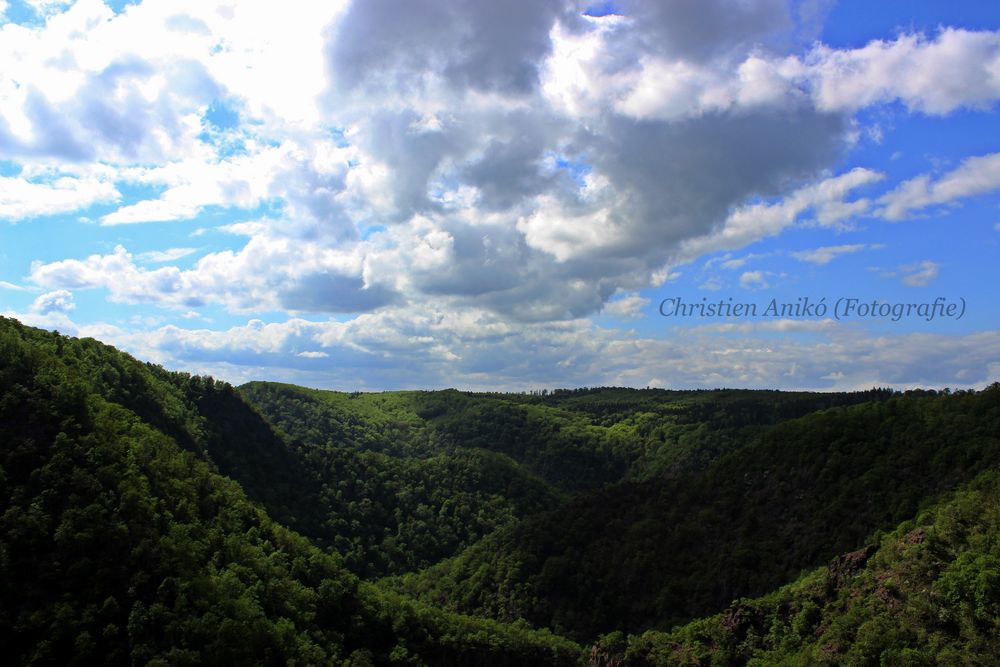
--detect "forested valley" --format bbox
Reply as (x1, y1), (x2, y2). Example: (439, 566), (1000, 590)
(2, 316), (998, 665)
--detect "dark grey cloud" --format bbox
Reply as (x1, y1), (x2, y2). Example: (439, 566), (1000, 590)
(272, 161), (357, 243)
(408, 107), (849, 321)
(357, 106), (577, 220)
(411, 220), (529, 297)
(618, 0), (792, 62)
(279, 272), (400, 313)
(329, 0), (579, 95)
(406, 217), (627, 322)
(456, 111), (574, 211)
(364, 109), (469, 219)
(587, 107), (849, 252)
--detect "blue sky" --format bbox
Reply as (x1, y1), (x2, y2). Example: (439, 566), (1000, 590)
(1, 0), (999, 391)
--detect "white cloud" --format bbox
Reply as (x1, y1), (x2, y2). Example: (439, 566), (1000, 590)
(792, 243), (881, 265)
(516, 198), (625, 262)
(673, 168), (883, 266)
(23, 0), (73, 18)
(805, 29), (1000, 115)
(878, 152), (1000, 220)
(101, 140), (348, 226)
(900, 260), (940, 287)
(739, 270), (769, 290)
(30, 289), (74, 314)
(138, 247), (198, 263)
(601, 293), (650, 319)
(564, 27), (1000, 123)
(540, 15), (632, 120)
(29, 239), (398, 314)
(721, 257), (748, 270)
(600, 28), (1000, 122)
(0, 172), (119, 220)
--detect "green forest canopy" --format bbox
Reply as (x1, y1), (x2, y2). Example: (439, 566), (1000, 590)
(2, 316), (998, 665)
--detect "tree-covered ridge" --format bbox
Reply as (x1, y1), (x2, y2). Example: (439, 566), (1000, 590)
(240, 381), (886, 578)
(410, 386), (890, 487)
(0, 317), (584, 665)
(611, 466), (1000, 665)
(393, 386), (1000, 641)
(238, 382), (562, 577)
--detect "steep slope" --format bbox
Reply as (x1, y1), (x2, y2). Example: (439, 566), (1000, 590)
(0, 317), (583, 665)
(611, 467), (1000, 665)
(239, 382), (562, 576)
(394, 386), (1000, 641)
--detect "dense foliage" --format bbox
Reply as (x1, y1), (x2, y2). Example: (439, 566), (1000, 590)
(240, 382), (883, 579)
(238, 382), (562, 577)
(611, 467), (1000, 665)
(393, 386), (1000, 640)
(3, 316), (999, 665)
(0, 318), (583, 665)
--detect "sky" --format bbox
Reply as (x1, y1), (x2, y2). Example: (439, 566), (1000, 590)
(1, 0), (999, 391)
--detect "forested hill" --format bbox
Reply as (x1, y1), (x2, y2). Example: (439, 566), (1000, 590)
(3, 316), (1000, 665)
(605, 466), (1000, 665)
(0, 317), (581, 665)
(237, 381), (887, 579)
(393, 385), (1000, 640)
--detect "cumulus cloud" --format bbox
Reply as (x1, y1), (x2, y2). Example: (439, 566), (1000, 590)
(9, 2), (1000, 325)
(0, 170), (119, 220)
(556, 24), (1000, 123)
(805, 29), (1000, 115)
(329, 0), (576, 96)
(4, 1), (1000, 391)
(29, 241), (400, 314)
(30, 289), (75, 314)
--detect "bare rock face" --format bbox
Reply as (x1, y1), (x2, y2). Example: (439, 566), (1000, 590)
(719, 601), (767, 641)
(588, 643), (626, 667)
(827, 544), (878, 589)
